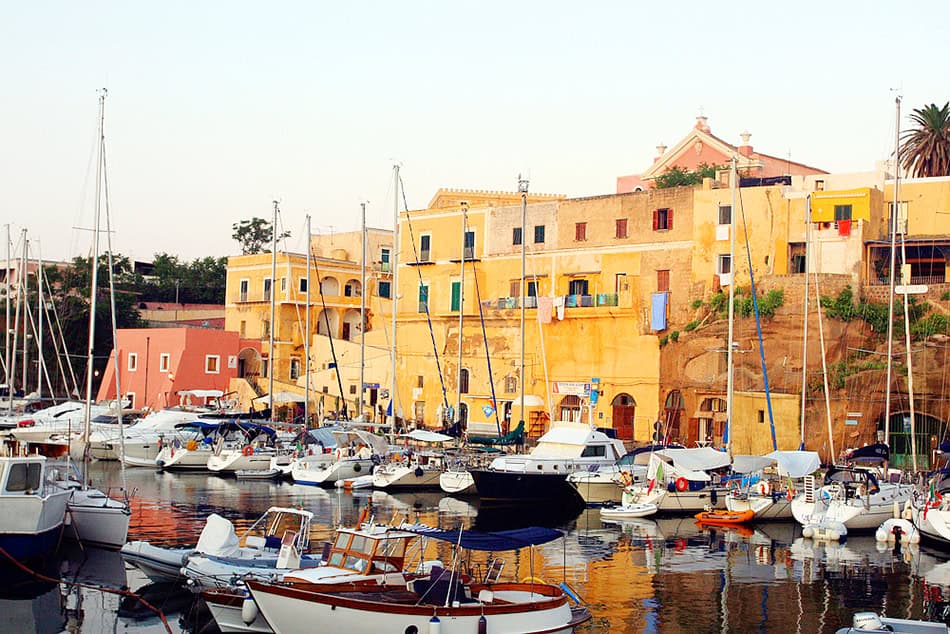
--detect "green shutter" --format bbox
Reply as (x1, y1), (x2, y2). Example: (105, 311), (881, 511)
(450, 281), (461, 311)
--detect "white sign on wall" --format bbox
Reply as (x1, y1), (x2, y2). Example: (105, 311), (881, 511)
(227, 355), (238, 369)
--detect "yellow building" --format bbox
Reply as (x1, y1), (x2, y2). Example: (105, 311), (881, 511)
(223, 229), (392, 417)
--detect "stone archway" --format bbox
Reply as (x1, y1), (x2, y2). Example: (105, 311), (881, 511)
(317, 308), (339, 338)
(342, 309), (362, 342)
(320, 276), (340, 296)
(344, 278), (362, 298)
(559, 395), (582, 423)
(611, 393), (636, 441)
(238, 347), (261, 379)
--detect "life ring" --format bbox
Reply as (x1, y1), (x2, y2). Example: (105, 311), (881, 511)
(675, 477), (689, 492)
(185, 440), (198, 451)
(242, 446), (254, 457)
(757, 481), (771, 496)
(620, 471), (633, 486)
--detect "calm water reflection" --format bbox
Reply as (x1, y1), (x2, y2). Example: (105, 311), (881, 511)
(5, 462), (950, 633)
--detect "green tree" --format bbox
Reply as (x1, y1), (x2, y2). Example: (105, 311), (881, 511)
(901, 102), (950, 178)
(232, 217), (290, 255)
(653, 163), (723, 189)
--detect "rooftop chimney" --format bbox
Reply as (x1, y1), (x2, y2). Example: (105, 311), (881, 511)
(694, 115), (710, 134)
(738, 130), (753, 157)
(654, 143), (667, 163)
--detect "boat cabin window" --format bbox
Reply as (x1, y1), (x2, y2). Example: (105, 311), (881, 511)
(328, 550), (345, 567)
(6, 462), (42, 493)
(266, 512), (304, 538)
(580, 445), (607, 458)
(349, 534), (371, 555)
(334, 533), (351, 550)
(344, 554), (369, 573)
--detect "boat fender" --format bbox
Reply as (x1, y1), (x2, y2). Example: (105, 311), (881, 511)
(710, 489), (718, 505)
(676, 477), (689, 492)
(757, 481), (771, 496)
(478, 615), (487, 634)
(875, 518), (920, 545)
(242, 446), (254, 457)
(353, 462), (362, 473)
(667, 481), (677, 493)
(241, 597), (259, 625)
(415, 466), (424, 477)
(903, 498), (914, 521)
(427, 615), (441, 634)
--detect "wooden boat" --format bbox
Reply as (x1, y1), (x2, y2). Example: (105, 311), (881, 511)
(694, 508), (754, 526)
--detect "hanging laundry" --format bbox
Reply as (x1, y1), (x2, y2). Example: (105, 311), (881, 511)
(537, 296), (554, 324)
(554, 296), (565, 321)
(651, 292), (668, 331)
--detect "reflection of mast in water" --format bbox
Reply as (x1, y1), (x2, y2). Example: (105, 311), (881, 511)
(60, 582), (82, 633)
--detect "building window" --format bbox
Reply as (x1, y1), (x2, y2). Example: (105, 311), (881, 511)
(377, 280), (391, 298)
(527, 280), (538, 297)
(815, 179), (825, 191)
(205, 355), (220, 374)
(574, 222), (587, 241)
(657, 269), (670, 293)
(380, 248), (391, 272)
(417, 375), (424, 388)
(349, 384), (357, 395)
(510, 280), (521, 298)
(459, 368), (470, 394)
(419, 234), (431, 262)
(125, 392), (136, 409)
(418, 284), (429, 313)
(159, 353), (170, 373)
(834, 205), (852, 221)
(262, 320), (270, 338)
(888, 202), (908, 234)
(299, 278), (308, 293)
(280, 277), (287, 292)
(718, 205), (732, 225)
(239, 279), (249, 302)
(127, 352), (138, 372)
(653, 208), (672, 231)
(290, 357), (301, 380)
(757, 409), (765, 424)
(263, 278), (272, 302)
(717, 254), (732, 275)
(450, 281), (461, 312)
(615, 218), (628, 239)
(239, 320), (247, 337)
(261, 355), (269, 378)
(534, 225), (545, 243)
(512, 227), (522, 246)
(504, 375), (517, 393)
(568, 279), (589, 296)
(463, 231), (475, 259)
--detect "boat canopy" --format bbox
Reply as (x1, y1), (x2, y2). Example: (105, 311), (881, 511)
(658, 447), (731, 472)
(468, 421), (525, 446)
(402, 429), (454, 443)
(618, 444), (684, 466)
(332, 428), (388, 455)
(177, 389), (224, 398)
(400, 524), (563, 551)
(766, 450), (821, 478)
(195, 513), (240, 557)
(173, 420), (277, 438)
(731, 455), (775, 474)
(844, 443), (889, 464)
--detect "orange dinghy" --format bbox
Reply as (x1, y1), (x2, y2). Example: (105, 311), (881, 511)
(695, 509), (755, 526)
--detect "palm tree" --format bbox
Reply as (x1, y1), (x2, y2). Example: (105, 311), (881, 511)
(900, 102), (950, 178)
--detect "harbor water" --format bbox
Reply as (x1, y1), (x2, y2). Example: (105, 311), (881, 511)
(6, 462), (950, 633)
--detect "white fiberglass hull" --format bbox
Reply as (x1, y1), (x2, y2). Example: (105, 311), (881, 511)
(156, 446), (213, 471)
(624, 486), (726, 514)
(206, 595), (272, 633)
(568, 474), (623, 505)
(372, 465), (442, 490)
(65, 488), (131, 549)
(207, 451), (275, 474)
(913, 506), (950, 545)
(792, 484), (913, 531)
(116, 441), (163, 467)
(725, 493), (794, 520)
(293, 458), (373, 486)
(439, 470), (475, 495)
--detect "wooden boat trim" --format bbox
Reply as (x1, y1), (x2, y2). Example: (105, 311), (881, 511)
(247, 580), (569, 617)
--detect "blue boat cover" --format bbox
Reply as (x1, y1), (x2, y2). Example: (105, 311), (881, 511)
(939, 440), (950, 455)
(401, 524), (563, 551)
(844, 443), (889, 463)
(173, 420), (277, 437)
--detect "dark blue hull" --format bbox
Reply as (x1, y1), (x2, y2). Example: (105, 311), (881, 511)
(470, 469), (584, 505)
(0, 525), (63, 563)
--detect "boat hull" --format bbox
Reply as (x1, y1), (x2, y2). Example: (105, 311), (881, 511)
(725, 493), (794, 520)
(203, 590), (273, 633)
(624, 486), (727, 514)
(65, 489), (131, 549)
(208, 452), (275, 474)
(156, 447), (212, 471)
(439, 470), (476, 495)
(0, 523), (64, 562)
(120, 541), (191, 583)
(568, 475), (623, 505)
(293, 458), (374, 486)
(372, 466), (442, 490)
(470, 469), (582, 504)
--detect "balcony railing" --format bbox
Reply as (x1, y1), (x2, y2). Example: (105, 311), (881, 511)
(239, 291), (248, 302)
(480, 294), (619, 310)
(419, 249), (431, 262)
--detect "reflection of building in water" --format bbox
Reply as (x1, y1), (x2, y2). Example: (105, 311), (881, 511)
(0, 583), (63, 633)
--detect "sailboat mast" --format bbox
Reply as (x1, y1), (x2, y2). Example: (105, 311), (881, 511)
(456, 203), (467, 425)
(4, 224), (10, 414)
(36, 244), (43, 400)
(725, 156), (736, 455)
(884, 96), (901, 448)
(83, 90), (106, 464)
(800, 196), (811, 449)
(519, 175), (528, 431)
(21, 237), (28, 395)
(269, 201), (278, 419)
(359, 202), (366, 420)
(389, 164), (400, 441)
(10, 229), (23, 411)
(305, 214), (311, 425)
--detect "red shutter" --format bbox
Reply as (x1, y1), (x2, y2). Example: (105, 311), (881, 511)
(668, 208), (674, 230)
(652, 210), (659, 231)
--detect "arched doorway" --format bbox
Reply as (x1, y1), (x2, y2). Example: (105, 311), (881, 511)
(887, 410), (946, 470)
(611, 393), (636, 441)
(238, 347), (261, 380)
(317, 309), (339, 338)
(342, 309), (362, 342)
(458, 402), (468, 426)
(320, 276), (340, 296)
(559, 395), (582, 423)
(344, 279), (362, 297)
(664, 390), (685, 444)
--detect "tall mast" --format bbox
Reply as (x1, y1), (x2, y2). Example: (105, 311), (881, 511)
(21, 236), (28, 395)
(359, 202), (367, 420)
(10, 230), (23, 412)
(36, 243), (43, 399)
(799, 196), (810, 450)
(456, 203), (467, 425)
(884, 96), (901, 449)
(388, 165), (400, 441)
(269, 200), (278, 419)
(304, 214), (311, 425)
(725, 156), (737, 455)
(518, 175), (529, 432)
(83, 90), (107, 472)
(4, 225), (10, 413)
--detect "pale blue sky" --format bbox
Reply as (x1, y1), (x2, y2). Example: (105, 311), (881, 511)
(2, 1), (947, 261)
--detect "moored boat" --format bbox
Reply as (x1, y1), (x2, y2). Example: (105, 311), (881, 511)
(0, 452), (71, 562)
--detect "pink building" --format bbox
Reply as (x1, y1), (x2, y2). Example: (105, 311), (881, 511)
(616, 116), (827, 193)
(96, 328), (260, 410)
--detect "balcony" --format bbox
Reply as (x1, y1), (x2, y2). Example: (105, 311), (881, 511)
(407, 250), (434, 266)
(480, 294), (618, 311)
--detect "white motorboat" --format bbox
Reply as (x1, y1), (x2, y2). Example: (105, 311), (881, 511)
(724, 450), (821, 520)
(373, 429), (456, 490)
(470, 422), (627, 503)
(156, 421), (265, 471)
(245, 523), (591, 634)
(835, 611), (948, 633)
(201, 520), (424, 634)
(207, 423), (280, 474)
(600, 503), (658, 520)
(46, 461), (131, 549)
(105, 398), (223, 465)
(9, 401), (113, 448)
(568, 444), (676, 505)
(292, 429), (384, 486)
(0, 451), (71, 561)
(622, 447), (730, 514)
(439, 469), (475, 495)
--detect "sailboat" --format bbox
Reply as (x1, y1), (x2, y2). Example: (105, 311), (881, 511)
(55, 90), (131, 549)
